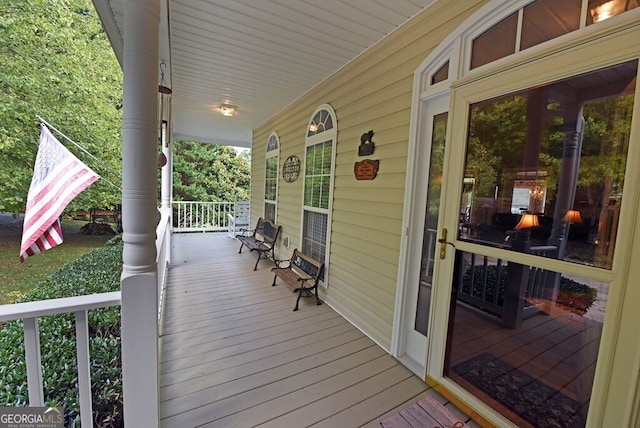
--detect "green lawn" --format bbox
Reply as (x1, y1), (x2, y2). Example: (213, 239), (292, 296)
(0, 217), (113, 304)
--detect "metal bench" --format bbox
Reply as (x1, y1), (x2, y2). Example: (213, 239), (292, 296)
(271, 249), (324, 311)
(236, 217), (281, 271)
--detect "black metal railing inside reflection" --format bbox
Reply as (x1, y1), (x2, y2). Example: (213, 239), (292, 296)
(454, 245), (558, 329)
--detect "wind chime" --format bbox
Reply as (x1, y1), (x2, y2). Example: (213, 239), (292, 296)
(158, 60), (172, 167)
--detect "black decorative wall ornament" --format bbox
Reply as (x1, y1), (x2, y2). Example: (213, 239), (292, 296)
(282, 155), (301, 183)
(358, 130), (375, 156)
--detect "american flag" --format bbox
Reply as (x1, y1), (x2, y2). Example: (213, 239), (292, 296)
(20, 125), (99, 262)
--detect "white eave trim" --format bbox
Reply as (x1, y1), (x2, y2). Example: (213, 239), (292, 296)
(92, 0), (124, 67)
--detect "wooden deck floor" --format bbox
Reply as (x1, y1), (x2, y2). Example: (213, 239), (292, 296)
(159, 233), (479, 428)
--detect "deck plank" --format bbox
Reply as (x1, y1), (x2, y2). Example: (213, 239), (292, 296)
(161, 311), (348, 371)
(165, 347), (394, 425)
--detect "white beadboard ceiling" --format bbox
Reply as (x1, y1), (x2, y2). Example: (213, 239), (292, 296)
(93, 0), (435, 147)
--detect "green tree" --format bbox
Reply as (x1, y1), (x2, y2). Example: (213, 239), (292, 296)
(0, 0), (123, 214)
(172, 141), (251, 202)
(467, 95), (528, 198)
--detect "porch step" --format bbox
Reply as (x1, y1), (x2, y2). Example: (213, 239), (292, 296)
(380, 395), (470, 428)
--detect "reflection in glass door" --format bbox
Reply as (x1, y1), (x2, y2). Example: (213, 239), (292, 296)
(444, 60), (635, 428)
(414, 112), (447, 336)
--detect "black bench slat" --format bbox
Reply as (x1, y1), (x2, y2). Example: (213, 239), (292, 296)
(236, 218), (282, 270)
(271, 249), (324, 311)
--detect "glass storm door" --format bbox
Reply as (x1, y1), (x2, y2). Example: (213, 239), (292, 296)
(442, 60), (636, 428)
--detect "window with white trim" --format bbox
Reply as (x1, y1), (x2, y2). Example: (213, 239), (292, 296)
(302, 105), (336, 282)
(264, 133), (279, 222)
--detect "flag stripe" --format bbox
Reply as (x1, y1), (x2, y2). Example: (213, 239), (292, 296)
(25, 159), (85, 213)
(22, 170), (97, 239)
(22, 165), (98, 243)
(25, 156), (77, 206)
(20, 126), (99, 262)
(21, 161), (98, 251)
(23, 157), (95, 221)
(26, 155), (97, 207)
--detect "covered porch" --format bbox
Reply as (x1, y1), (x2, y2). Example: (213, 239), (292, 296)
(78, 0), (640, 426)
(159, 232), (477, 427)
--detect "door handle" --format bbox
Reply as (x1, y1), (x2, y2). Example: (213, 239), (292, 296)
(437, 228), (456, 259)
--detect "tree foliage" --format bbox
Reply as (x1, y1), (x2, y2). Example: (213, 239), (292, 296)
(172, 141), (251, 202)
(466, 89), (632, 206)
(0, 0), (123, 213)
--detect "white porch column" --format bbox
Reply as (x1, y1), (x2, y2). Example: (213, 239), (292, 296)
(121, 0), (160, 426)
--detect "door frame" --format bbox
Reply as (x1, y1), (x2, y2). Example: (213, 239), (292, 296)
(392, 1), (640, 426)
(393, 92), (450, 378)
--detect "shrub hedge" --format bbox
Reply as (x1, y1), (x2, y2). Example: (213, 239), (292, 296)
(0, 237), (123, 427)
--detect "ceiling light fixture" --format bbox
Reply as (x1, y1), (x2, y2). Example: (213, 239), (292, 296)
(221, 103), (236, 117)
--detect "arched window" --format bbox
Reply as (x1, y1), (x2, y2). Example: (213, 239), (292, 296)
(264, 132), (279, 221)
(302, 104), (337, 283)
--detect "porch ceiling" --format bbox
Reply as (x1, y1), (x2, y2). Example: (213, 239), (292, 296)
(93, 0), (435, 148)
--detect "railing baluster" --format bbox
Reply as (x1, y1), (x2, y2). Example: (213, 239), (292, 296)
(481, 256), (489, 301)
(75, 310), (93, 427)
(23, 317), (44, 406)
(469, 253), (476, 296)
(494, 259), (503, 305)
(183, 202), (187, 228)
(0, 293), (121, 420)
(172, 201), (250, 233)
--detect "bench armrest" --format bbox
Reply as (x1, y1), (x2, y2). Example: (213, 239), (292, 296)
(273, 258), (292, 268)
(237, 227), (254, 236)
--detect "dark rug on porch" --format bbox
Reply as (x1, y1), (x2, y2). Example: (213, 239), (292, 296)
(451, 353), (586, 428)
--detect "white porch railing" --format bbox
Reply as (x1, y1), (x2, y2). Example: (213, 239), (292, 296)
(0, 203), (235, 426)
(0, 212), (171, 426)
(173, 201), (249, 233)
(156, 209), (171, 321)
(0, 292), (121, 427)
